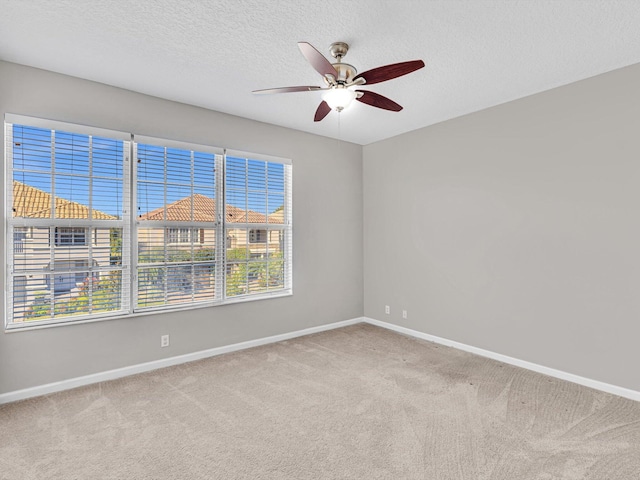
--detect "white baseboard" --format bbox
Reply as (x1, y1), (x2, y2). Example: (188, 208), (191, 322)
(0, 317), (364, 405)
(363, 317), (640, 402)
(4, 316), (638, 405)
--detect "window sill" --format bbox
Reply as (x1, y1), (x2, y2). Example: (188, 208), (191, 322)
(4, 289), (293, 333)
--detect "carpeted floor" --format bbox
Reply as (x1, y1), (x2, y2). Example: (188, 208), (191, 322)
(1, 323), (639, 479)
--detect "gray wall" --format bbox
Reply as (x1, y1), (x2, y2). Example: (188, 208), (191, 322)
(4, 58), (639, 396)
(0, 61), (363, 394)
(364, 63), (640, 391)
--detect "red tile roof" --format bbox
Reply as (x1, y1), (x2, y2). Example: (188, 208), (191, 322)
(13, 181), (117, 220)
(138, 193), (283, 224)
(13, 182), (283, 224)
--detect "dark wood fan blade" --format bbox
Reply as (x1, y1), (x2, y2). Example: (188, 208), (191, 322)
(253, 86), (322, 94)
(353, 60), (425, 85)
(298, 42), (339, 78)
(314, 100), (332, 122)
(355, 90), (403, 112)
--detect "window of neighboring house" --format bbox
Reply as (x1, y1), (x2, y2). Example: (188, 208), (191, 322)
(5, 115), (130, 327)
(13, 227), (31, 253)
(249, 229), (267, 243)
(5, 116), (292, 329)
(167, 227), (191, 244)
(54, 227), (87, 246)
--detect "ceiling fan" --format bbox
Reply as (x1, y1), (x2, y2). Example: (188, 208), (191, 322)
(252, 41), (425, 122)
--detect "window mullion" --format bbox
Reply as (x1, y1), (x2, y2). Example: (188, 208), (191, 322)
(162, 146), (168, 306)
(191, 151), (195, 303)
(132, 142), (141, 312)
(285, 163), (293, 290)
(244, 158), (249, 294)
(217, 153), (225, 302)
(48, 225), (55, 317)
(123, 138), (133, 315)
(88, 136), (94, 313)
(50, 130), (56, 220)
(5, 123), (15, 324)
(49, 130), (57, 317)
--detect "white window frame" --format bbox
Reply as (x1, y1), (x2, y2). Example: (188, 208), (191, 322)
(223, 150), (292, 303)
(132, 135), (225, 312)
(4, 116), (292, 330)
(5, 114), (131, 329)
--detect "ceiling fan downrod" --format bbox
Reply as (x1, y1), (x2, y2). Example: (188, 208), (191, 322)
(326, 42), (358, 87)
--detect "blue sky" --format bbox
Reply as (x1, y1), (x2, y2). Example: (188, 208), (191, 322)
(12, 125), (285, 217)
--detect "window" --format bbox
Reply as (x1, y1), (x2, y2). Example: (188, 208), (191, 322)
(249, 229), (267, 243)
(13, 227), (31, 253)
(225, 153), (291, 298)
(6, 116), (130, 327)
(135, 138), (222, 309)
(54, 227), (87, 246)
(166, 228), (204, 244)
(5, 116), (292, 329)
(168, 228), (189, 243)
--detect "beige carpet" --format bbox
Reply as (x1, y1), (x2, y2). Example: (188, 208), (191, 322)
(1, 324), (639, 479)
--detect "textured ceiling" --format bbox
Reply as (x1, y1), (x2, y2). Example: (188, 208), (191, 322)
(1, 0), (640, 145)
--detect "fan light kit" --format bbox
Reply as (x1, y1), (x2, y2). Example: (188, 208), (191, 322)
(323, 87), (357, 112)
(253, 41), (425, 122)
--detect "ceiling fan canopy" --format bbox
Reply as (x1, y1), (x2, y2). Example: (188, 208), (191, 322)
(253, 41), (425, 122)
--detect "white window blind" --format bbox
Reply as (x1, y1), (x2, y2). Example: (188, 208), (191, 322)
(5, 116), (130, 326)
(224, 151), (292, 300)
(4, 117), (292, 329)
(134, 137), (223, 310)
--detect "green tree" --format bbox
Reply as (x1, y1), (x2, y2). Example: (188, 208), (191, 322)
(25, 291), (51, 320)
(137, 246), (216, 290)
(264, 251), (284, 288)
(25, 272), (123, 321)
(226, 247), (249, 296)
(110, 228), (122, 265)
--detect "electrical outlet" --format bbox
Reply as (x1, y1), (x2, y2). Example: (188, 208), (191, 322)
(385, 305), (390, 315)
(161, 334), (170, 348)
(402, 310), (407, 319)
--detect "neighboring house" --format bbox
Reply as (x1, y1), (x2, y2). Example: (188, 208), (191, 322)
(136, 193), (286, 298)
(137, 193), (284, 258)
(12, 181), (117, 319)
(12, 183), (286, 320)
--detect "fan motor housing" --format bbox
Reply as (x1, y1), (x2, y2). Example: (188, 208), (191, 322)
(332, 63), (357, 83)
